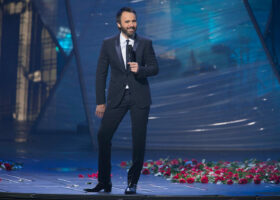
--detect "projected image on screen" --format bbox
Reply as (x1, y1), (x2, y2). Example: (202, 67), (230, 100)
(34, 0), (280, 150)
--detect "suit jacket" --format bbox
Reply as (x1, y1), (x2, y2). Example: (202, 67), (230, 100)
(96, 33), (159, 108)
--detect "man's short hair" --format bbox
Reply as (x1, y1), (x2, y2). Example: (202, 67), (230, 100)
(116, 7), (137, 23)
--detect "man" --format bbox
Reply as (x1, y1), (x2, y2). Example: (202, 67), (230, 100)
(84, 7), (158, 194)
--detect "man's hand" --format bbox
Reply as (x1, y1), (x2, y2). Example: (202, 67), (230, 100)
(95, 104), (106, 118)
(128, 62), (139, 73)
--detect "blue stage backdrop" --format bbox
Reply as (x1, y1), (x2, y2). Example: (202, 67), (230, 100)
(34, 0), (280, 150)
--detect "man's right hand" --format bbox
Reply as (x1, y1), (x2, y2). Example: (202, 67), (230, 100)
(95, 104), (106, 118)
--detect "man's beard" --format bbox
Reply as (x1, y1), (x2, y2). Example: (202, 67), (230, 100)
(120, 26), (136, 38)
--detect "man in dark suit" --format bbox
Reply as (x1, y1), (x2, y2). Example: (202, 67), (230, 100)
(84, 7), (158, 194)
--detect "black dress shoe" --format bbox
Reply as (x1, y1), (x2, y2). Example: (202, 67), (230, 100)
(84, 182), (112, 193)
(125, 183), (137, 194)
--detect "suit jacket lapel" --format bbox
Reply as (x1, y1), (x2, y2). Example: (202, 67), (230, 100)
(115, 33), (140, 72)
(115, 35), (126, 72)
(133, 33), (139, 52)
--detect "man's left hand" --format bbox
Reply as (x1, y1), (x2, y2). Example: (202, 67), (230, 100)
(128, 62), (139, 73)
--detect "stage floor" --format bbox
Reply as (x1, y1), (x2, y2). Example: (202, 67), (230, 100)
(0, 123), (280, 199)
(1, 150), (280, 198)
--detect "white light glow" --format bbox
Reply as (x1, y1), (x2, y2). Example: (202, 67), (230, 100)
(210, 119), (247, 126)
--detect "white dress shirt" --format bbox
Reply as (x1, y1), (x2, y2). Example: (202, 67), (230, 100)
(120, 33), (134, 89)
(120, 33), (135, 69)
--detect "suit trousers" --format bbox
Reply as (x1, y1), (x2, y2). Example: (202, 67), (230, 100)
(97, 89), (150, 185)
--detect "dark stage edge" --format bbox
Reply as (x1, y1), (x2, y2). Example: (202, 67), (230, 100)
(1, 193), (280, 200)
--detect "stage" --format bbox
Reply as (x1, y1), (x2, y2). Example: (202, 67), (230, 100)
(1, 0), (280, 199)
(0, 125), (280, 200)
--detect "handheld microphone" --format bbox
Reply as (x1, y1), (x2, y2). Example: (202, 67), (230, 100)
(127, 45), (136, 63)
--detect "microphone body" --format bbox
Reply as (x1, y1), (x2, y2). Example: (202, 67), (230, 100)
(127, 45), (136, 63)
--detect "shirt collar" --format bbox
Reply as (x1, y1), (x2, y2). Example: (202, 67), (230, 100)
(120, 32), (134, 46)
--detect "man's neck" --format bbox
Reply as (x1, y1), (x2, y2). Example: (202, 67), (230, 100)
(121, 32), (134, 40)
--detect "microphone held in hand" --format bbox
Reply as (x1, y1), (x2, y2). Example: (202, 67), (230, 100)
(127, 45), (136, 63)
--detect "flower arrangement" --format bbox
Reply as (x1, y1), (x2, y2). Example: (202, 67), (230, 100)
(120, 158), (280, 185)
(78, 172), (98, 179)
(0, 160), (23, 171)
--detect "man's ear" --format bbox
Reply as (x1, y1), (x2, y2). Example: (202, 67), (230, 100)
(117, 22), (121, 29)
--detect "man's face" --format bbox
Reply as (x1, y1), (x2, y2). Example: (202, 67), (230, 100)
(117, 11), (137, 38)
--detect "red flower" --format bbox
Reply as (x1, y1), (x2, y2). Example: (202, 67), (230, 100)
(179, 178), (186, 183)
(142, 168), (150, 175)
(221, 168), (228, 173)
(191, 168), (197, 172)
(155, 160), (163, 165)
(254, 174), (261, 179)
(164, 171), (171, 176)
(159, 167), (165, 173)
(233, 173), (239, 180)
(187, 177), (195, 184)
(238, 178), (248, 184)
(215, 170), (221, 175)
(225, 175), (232, 180)
(120, 158), (280, 185)
(227, 171), (233, 176)
(192, 159), (198, 165)
(236, 168), (244, 172)
(249, 168), (256, 173)
(254, 178), (261, 184)
(4, 163), (12, 171)
(227, 179), (233, 185)
(88, 173), (98, 178)
(201, 176), (209, 183)
(170, 159), (179, 165)
(78, 174), (84, 178)
(172, 174), (179, 180)
(120, 161), (127, 167)
(246, 174), (254, 179)
(269, 174), (278, 181)
(215, 176), (225, 183)
(214, 166), (220, 170)
(164, 168), (171, 176)
(185, 164), (192, 169)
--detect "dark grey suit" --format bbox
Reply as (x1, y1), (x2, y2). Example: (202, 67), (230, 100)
(96, 33), (158, 185)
